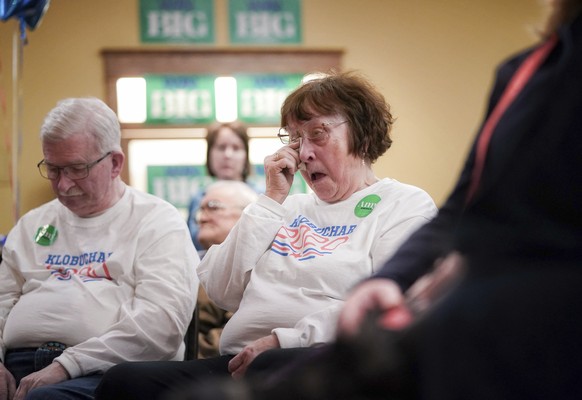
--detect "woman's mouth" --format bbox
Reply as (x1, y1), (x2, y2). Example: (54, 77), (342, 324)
(311, 172), (326, 182)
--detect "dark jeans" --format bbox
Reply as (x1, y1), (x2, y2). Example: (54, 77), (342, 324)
(4, 350), (102, 400)
(94, 355), (235, 400)
(245, 347), (314, 378)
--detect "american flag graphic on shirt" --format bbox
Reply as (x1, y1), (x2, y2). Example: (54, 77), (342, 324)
(270, 215), (356, 261)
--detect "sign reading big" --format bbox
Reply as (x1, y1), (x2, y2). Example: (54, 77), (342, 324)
(140, 0), (215, 44)
(229, 0), (302, 44)
(145, 74), (216, 124)
(142, 73), (303, 125)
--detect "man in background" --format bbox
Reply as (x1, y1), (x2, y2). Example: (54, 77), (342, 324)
(193, 180), (258, 359)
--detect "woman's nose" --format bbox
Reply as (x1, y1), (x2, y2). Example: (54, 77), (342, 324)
(298, 138), (315, 162)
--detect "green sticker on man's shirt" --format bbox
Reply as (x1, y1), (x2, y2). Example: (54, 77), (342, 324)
(35, 224), (58, 246)
(354, 194), (381, 218)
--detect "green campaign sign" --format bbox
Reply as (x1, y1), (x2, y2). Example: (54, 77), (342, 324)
(237, 73), (303, 124)
(228, 0), (302, 44)
(147, 164), (307, 213)
(145, 74), (216, 124)
(147, 165), (211, 210)
(140, 0), (215, 44)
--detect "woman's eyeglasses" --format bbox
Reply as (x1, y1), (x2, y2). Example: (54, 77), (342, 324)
(277, 120), (347, 145)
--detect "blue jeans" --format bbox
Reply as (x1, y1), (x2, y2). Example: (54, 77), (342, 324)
(4, 350), (102, 400)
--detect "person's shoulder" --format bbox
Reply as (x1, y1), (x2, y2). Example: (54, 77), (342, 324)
(127, 185), (167, 203)
(5, 199), (62, 239)
(17, 198), (61, 221)
(496, 47), (535, 80)
(126, 186), (182, 216)
(373, 178), (437, 215)
(375, 178), (432, 198)
(124, 188), (191, 236)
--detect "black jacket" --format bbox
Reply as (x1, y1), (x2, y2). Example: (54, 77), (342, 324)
(376, 13), (582, 291)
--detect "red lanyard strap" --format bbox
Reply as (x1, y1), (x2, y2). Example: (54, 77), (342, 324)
(465, 34), (558, 205)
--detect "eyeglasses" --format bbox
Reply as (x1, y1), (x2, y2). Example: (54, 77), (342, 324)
(195, 200), (230, 223)
(37, 152), (112, 180)
(277, 120), (348, 145)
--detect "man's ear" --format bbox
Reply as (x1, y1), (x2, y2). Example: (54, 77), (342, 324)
(110, 151), (125, 178)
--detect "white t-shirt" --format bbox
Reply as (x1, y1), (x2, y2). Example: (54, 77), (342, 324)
(197, 178), (437, 355)
(0, 185), (199, 377)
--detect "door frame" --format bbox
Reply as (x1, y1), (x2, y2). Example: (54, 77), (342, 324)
(101, 47), (343, 181)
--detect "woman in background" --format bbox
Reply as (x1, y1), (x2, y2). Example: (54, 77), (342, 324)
(186, 121), (253, 250)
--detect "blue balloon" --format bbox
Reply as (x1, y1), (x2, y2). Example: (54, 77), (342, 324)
(0, 0), (23, 20)
(0, 0), (50, 30)
(21, 0), (50, 30)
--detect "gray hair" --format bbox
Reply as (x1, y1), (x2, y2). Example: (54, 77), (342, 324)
(40, 97), (122, 154)
(205, 180), (259, 209)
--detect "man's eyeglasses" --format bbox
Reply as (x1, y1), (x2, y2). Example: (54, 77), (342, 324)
(37, 152), (112, 180)
(277, 120), (348, 145)
(195, 200), (230, 222)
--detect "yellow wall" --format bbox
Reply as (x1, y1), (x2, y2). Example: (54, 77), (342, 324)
(0, 0), (547, 234)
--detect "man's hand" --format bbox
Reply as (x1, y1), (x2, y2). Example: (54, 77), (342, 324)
(228, 334), (280, 379)
(13, 362), (69, 400)
(0, 363), (17, 400)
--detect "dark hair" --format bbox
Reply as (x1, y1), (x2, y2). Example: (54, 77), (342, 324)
(280, 71), (393, 164)
(543, 0), (582, 37)
(205, 121), (251, 181)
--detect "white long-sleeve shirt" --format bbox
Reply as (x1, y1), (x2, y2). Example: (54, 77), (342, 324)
(0, 185), (199, 378)
(197, 178), (437, 355)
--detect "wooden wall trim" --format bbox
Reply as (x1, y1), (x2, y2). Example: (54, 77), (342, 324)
(102, 48), (343, 182)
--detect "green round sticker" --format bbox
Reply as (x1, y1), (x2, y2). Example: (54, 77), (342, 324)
(354, 194), (381, 218)
(35, 224), (58, 246)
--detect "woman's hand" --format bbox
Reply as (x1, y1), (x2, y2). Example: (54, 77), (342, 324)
(264, 142), (301, 204)
(228, 334), (280, 379)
